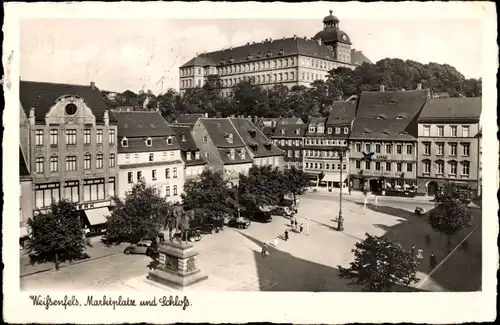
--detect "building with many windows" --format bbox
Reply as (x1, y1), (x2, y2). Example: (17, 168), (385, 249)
(349, 85), (428, 192)
(179, 11), (370, 97)
(112, 111), (185, 203)
(417, 97), (482, 196)
(171, 126), (208, 180)
(20, 80), (118, 231)
(191, 118), (254, 186)
(271, 123), (306, 169)
(19, 105), (33, 243)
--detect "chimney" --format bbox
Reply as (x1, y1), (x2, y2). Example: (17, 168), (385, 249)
(104, 110), (109, 126)
(90, 81), (96, 90)
(293, 34), (297, 40)
(317, 39), (322, 46)
(380, 85), (385, 92)
(417, 83), (422, 90)
(230, 114), (235, 118)
(269, 38), (273, 42)
(303, 36), (307, 40)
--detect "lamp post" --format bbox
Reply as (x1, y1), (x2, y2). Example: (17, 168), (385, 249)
(337, 149), (344, 231)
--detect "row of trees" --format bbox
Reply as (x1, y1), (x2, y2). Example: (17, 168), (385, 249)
(338, 185), (472, 291)
(26, 166), (310, 270)
(104, 58), (482, 123)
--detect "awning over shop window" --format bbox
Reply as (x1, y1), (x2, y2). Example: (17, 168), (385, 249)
(84, 207), (109, 226)
(323, 173), (348, 183)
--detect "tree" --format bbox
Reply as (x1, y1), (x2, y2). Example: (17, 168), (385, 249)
(429, 196), (472, 247)
(27, 200), (89, 270)
(238, 165), (285, 212)
(103, 181), (169, 245)
(338, 233), (419, 291)
(181, 169), (239, 221)
(282, 166), (309, 205)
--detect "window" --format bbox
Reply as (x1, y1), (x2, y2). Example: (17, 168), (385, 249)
(66, 156), (77, 171)
(166, 136), (173, 145)
(34, 183), (60, 209)
(173, 167), (178, 178)
(170, 152), (174, 161)
(134, 154), (140, 163)
(406, 145), (413, 155)
(165, 168), (170, 179)
(385, 144), (392, 154)
(35, 157), (44, 173)
(50, 129), (58, 146)
(365, 161), (371, 170)
(396, 144), (402, 154)
(365, 144), (371, 153)
(305, 162), (309, 169)
(344, 127), (349, 134)
(335, 127), (341, 134)
(462, 143), (470, 156)
(462, 126), (470, 137)
(166, 186), (171, 197)
(108, 177), (115, 198)
(437, 143), (444, 155)
(436, 161), (444, 174)
(35, 130), (44, 146)
(423, 143), (431, 155)
(287, 140), (292, 146)
(64, 180), (79, 203)
(423, 126), (430, 137)
(385, 162), (391, 171)
(96, 153), (104, 169)
(66, 129), (77, 145)
(423, 161), (431, 174)
(450, 126), (457, 137)
(187, 152), (192, 160)
(308, 126), (315, 133)
(327, 128), (332, 134)
(149, 153), (154, 162)
(343, 164), (347, 170)
(375, 144), (381, 153)
(83, 178), (105, 202)
(317, 125), (324, 133)
(96, 129), (103, 144)
(461, 162), (470, 176)
(49, 156), (58, 172)
(173, 185), (178, 196)
(146, 138), (152, 147)
(227, 134), (233, 143)
(437, 126), (444, 137)
(397, 163), (402, 172)
(450, 143), (457, 156)
(137, 171), (142, 181)
(449, 161), (457, 175)
(109, 154), (115, 167)
(202, 136), (208, 144)
(122, 137), (128, 147)
(84, 153), (92, 170)
(295, 150), (300, 158)
(287, 150), (292, 158)
(356, 161), (361, 169)
(295, 140), (300, 146)
(109, 129), (116, 144)
(205, 152), (210, 158)
(125, 154), (130, 164)
(375, 162), (381, 171)
(406, 163), (413, 172)
(83, 129), (92, 144)
(195, 151), (200, 159)
(152, 169), (157, 181)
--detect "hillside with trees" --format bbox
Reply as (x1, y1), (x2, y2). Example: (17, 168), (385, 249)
(102, 58), (481, 122)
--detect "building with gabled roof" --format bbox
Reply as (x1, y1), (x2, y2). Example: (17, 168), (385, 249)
(175, 113), (207, 129)
(179, 11), (369, 98)
(349, 85), (429, 192)
(271, 123), (306, 169)
(228, 118), (285, 168)
(171, 125), (208, 180)
(417, 97), (482, 196)
(111, 111), (185, 202)
(20, 80), (118, 233)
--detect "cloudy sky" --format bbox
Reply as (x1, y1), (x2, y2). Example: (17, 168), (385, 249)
(19, 2), (488, 94)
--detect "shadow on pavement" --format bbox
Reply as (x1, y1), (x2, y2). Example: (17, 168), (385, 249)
(354, 202), (482, 292)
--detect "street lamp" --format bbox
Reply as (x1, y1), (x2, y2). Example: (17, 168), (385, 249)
(337, 148), (344, 231)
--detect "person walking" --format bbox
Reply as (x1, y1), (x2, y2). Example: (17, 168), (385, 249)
(299, 223), (304, 234)
(261, 243), (268, 257)
(284, 229), (289, 241)
(363, 197), (368, 214)
(416, 248), (424, 264)
(290, 217), (294, 227)
(429, 252), (437, 271)
(411, 245), (416, 257)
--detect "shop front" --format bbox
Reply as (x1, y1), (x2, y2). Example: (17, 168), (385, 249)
(77, 201), (111, 236)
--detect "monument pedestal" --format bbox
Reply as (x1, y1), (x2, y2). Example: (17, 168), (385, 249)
(148, 241), (208, 288)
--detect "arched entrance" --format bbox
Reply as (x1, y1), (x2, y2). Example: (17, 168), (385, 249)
(427, 182), (438, 196)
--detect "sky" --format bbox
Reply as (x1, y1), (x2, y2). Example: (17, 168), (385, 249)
(20, 4), (485, 95)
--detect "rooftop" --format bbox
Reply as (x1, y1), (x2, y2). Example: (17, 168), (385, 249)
(229, 118), (284, 158)
(419, 97), (482, 122)
(326, 101), (357, 124)
(176, 113), (205, 124)
(199, 118), (247, 149)
(272, 123), (307, 138)
(111, 111), (174, 138)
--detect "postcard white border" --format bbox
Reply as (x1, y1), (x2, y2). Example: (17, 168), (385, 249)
(3, 1), (498, 323)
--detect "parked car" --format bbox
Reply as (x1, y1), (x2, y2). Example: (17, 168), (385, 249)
(228, 218), (251, 229)
(173, 228), (202, 242)
(195, 223), (220, 235)
(272, 206), (295, 217)
(250, 211), (272, 223)
(124, 240), (157, 256)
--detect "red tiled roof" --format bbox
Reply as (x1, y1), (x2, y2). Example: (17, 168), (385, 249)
(20, 80), (114, 123)
(419, 97), (481, 122)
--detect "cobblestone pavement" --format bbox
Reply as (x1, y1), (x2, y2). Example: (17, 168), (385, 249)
(20, 193), (481, 292)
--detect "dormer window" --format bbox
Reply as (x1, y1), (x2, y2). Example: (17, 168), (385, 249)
(395, 116), (405, 120)
(281, 128), (286, 135)
(264, 141), (272, 150)
(145, 137), (152, 147)
(229, 149), (236, 160)
(181, 134), (187, 142)
(186, 152), (192, 160)
(249, 129), (257, 138)
(376, 115), (385, 120)
(240, 149), (246, 159)
(295, 129), (301, 135)
(121, 137), (128, 147)
(327, 127), (332, 134)
(226, 133), (234, 143)
(317, 124), (324, 133)
(308, 126), (316, 133)
(195, 151), (200, 160)
(166, 136), (173, 145)
(279, 49), (284, 55)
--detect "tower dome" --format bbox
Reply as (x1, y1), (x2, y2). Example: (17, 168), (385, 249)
(323, 10), (339, 24)
(313, 9), (351, 45)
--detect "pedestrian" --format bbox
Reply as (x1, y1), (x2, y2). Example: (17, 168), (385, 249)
(294, 219), (298, 229)
(363, 197), (368, 214)
(416, 248), (424, 262)
(424, 233), (431, 246)
(299, 223), (304, 234)
(261, 243), (268, 257)
(284, 229), (289, 241)
(290, 217), (294, 227)
(411, 245), (415, 257)
(429, 252), (437, 270)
